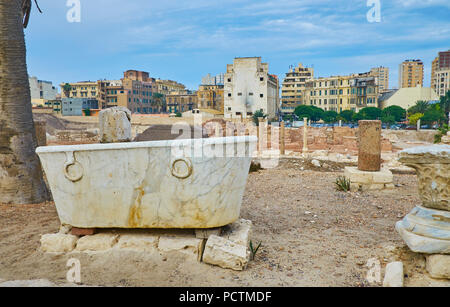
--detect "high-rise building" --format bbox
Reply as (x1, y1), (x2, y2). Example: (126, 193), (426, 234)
(399, 59), (424, 88)
(435, 69), (450, 97)
(280, 63), (314, 114)
(431, 50), (450, 94)
(223, 57), (279, 119)
(369, 66), (389, 93)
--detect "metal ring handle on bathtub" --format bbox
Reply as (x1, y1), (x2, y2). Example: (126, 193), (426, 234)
(171, 158), (193, 179)
(63, 151), (84, 182)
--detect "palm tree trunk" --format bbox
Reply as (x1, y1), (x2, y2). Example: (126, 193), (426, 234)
(0, 0), (49, 204)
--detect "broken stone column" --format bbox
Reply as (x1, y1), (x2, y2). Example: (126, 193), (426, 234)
(99, 107), (132, 143)
(280, 121), (285, 155)
(344, 120), (393, 191)
(34, 120), (47, 147)
(396, 145), (450, 279)
(302, 117), (308, 153)
(358, 120), (381, 171)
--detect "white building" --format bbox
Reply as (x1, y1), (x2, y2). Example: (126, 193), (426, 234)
(379, 87), (439, 110)
(29, 76), (58, 101)
(435, 69), (450, 97)
(224, 57), (279, 119)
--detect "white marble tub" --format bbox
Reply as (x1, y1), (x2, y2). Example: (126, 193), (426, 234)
(36, 136), (257, 229)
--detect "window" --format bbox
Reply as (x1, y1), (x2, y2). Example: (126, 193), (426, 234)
(260, 94), (264, 98)
(249, 92), (253, 96)
(237, 93), (242, 96)
(228, 93), (231, 97)
(260, 77), (264, 81)
(227, 78), (231, 82)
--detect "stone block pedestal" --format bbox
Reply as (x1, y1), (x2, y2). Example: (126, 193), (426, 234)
(39, 219), (253, 271)
(344, 166), (394, 192)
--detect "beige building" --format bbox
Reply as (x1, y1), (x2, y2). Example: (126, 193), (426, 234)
(369, 66), (389, 93)
(60, 70), (159, 113)
(281, 63), (314, 114)
(156, 79), (186, 96)
(303, 75), (378, 112)
(431, 50), (450, 95)
(197, 84), (224, 113)
(166, 91), (198, 114)
(435, 69), (450, 97)
(224, 57), (280, 120)
(379, 87), (439, 110)
(399, 59), (424, 88)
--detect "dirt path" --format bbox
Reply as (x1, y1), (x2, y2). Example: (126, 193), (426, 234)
(0, 168), (445, 287)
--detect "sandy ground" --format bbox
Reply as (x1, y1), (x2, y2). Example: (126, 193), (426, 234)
(0, 166), (448, 287)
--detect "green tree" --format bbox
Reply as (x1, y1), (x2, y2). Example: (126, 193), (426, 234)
(294, 105), (323, 122)
(439, 90), (450, 122)
(422, 108), (446, 125)
(321, 111), (338, 123)
(0, 0), (49, 204)
(252, 109), (267, 126)
(382, 105), (406, 122)
(408, 113), (424, 126)
(339, 110), (355, 123)
(381, 115), (395, 125)
(408, 100), (430, 115)
(357, 107), (382, 120)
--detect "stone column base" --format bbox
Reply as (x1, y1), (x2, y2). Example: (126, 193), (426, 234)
(395, 206), (450, 255)
(344, 167), (394, 192)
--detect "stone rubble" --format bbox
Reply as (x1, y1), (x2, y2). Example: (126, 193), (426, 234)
(98, 106), (132, 143)
(383, 261), (404, 287)
(426, 255), (450, 279)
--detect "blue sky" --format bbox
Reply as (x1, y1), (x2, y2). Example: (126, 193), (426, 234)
(26, 0), (450, 91)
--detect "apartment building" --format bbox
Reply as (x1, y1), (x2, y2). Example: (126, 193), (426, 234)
(166, 90), (198, 114)
(61, 98), (99, 116)
(369, 66), (389, 93)
(29, 76), (58, 106)
(201, 73), (225, 86)
(224, 57), (280, 119)
(435, 69), (450, 97)
(280, 63), (314, 114)
(197, 84), (224, 113)
(431, 50), (450, 95)
(304, 75), (378, 112)
(399, 59), (424, 88)
(155, 79), (186, 96)
(60, 70), (159, 114)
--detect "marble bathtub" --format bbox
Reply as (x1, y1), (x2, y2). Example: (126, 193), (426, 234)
(36, 136), (257, 229)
